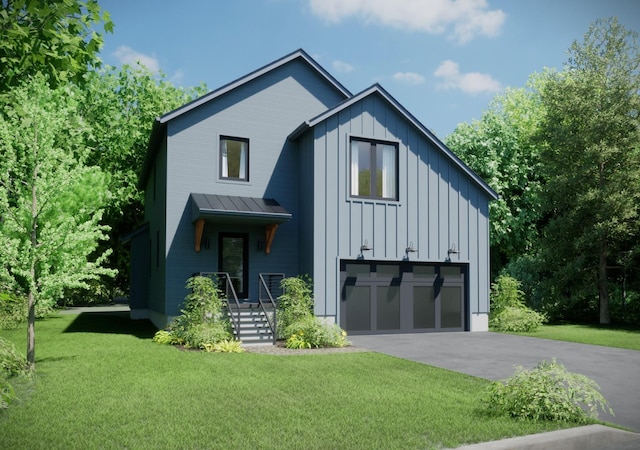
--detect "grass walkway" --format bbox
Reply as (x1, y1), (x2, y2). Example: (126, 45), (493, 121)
(514, 324), (640, 351)
(0, 313), (576, 449)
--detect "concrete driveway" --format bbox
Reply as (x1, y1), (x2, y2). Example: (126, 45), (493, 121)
(349, 332), (640, 432)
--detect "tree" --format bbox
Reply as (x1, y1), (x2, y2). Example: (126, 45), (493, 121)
(0, 75), (115, 369)
(446, 83), (545, 275)
(78, 65), (206, 297)
(537, 18), (640, 324)
(0, 0), (113, 93)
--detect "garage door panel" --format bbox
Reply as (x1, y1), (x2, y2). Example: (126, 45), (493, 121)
(345, 285), (371, 331)
(413, 286), (436, 329)
(441, 286), (463, 328)
(377, 285), (400, 330)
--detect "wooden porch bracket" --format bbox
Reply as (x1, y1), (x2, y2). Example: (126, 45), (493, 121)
(265, 223), (278, 254)
(194, 219), (205, 252)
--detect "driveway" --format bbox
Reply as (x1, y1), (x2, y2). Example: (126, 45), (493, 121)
(349, 332), (640, 432)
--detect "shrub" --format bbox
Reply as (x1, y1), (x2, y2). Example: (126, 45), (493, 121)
(0, 336), (29, 411)
(276, 275), (350, 348)
(1, 378), (16, 410)
(491, 306), (546, 333)
(182, 322), (230, 349)
(167, 276), (232, 348)
(0, 291), (26, 330)
(284, 316), (349, 349)
(484, 358), (613, 423)
(490, 275), (546, 332)
(277, 275), (314, 338)
(202, 339), (245, 353)
(152, 330), (173, 345)
(0, 336), (27, 377)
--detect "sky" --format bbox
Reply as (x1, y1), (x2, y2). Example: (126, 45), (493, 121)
(97, 0), (639, 139)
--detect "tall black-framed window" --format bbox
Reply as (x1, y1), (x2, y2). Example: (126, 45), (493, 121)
(220, 136), (249, 181)
(350, 138), (398, 200)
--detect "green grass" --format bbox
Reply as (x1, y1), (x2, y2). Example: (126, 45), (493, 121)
(514, 324), (640, 351)
(0, 313), (576, 449)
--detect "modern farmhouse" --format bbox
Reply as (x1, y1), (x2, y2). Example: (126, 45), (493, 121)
(126, 49), (498, 338)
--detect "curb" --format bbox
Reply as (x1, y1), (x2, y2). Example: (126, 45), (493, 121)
(454, 425), (640, 449)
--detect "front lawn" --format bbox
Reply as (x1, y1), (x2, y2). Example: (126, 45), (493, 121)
(1, 313), (575, 449)
(514, 324), (640, 351)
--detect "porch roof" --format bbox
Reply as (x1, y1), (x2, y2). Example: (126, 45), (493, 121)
(190, 193), (291, 225)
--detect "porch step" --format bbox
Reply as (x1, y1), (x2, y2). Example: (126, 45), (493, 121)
(228, 304), (275, 345)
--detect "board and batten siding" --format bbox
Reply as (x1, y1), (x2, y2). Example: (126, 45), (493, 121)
(157, 59), (346, 321)
(302, 93), (492, 330)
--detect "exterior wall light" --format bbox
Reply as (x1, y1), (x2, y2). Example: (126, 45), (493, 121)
(360, 239), (372, 252)
(406, 241), (417, 253)
(447, 243), (460, 257)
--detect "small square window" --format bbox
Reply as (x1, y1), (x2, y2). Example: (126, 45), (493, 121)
(350, 138), (397, 200)
(220, 136), (249, 181)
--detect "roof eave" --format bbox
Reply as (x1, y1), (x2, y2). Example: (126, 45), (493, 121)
(294, 84), (499, 200)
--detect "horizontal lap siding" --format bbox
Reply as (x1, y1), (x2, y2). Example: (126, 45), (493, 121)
(162, 60), (345, 316)
(309, 93), (491, 321)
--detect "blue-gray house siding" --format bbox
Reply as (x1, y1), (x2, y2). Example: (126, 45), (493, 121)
(292, 85), (495, 331)
(130, 49), (497, 332)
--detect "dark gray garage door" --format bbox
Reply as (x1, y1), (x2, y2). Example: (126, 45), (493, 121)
(339, 260), (468, 334)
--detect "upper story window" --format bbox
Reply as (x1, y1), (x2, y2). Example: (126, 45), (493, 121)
(350, 138), (398, 200)
(220, 136), (249, 181)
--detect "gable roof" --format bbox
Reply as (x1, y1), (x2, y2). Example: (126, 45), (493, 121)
(138, 49), (352, 189)
(288, 84), (499, 200)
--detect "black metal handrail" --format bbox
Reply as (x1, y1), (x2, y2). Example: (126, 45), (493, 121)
(200, 272), (241, 341)
(258, 273), (284, 345)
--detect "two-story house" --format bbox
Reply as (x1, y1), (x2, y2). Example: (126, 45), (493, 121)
(127, 49), (498, 338)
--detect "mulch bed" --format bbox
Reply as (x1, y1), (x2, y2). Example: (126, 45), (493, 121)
(243, 341), (369, 355)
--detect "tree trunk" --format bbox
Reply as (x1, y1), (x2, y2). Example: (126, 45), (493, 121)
(27, 289), (35, 370)
(27, 123), (38, 371)
(599, 238), (610, 325)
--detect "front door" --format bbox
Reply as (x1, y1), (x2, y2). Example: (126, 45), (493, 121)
(219, 233), (248, 299)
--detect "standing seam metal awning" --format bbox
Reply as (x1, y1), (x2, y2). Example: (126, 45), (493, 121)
(190, 193), (291, 254)
(190, 193), (291, 224)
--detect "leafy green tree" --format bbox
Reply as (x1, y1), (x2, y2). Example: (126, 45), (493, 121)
(446, 83), (545, 274)
(0, 75), (115, 369)
(78, 65), (206, 297)
(0, 0), (113, 93)
(537, 18), (640, 324)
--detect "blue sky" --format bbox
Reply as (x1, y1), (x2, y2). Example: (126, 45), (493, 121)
(98, 0), (639, 138)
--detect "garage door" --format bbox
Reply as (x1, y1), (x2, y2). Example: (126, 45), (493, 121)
(339, 260), (467, 334)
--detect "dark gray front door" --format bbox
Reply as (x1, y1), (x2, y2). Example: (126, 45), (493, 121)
(219, 233), (248, 299)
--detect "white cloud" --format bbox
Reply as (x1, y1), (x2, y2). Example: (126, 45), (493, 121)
(113, 45), (160, 72)
(308, 0), (505, 44)
(392, 71), (425, 85)
(332, 60), (355, 73)
(170, 69), (185, 85)
(434, 60), (502, 94)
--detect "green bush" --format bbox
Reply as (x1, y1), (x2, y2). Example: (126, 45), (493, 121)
(484, 359), (613, 423)
(284, 316), (349, 349)
(202, 339), (245, 353)
(1, 378), (16, 410)
(276, 276), (350, 348)
(167, 276), (232, 348)
(0, 291), (26, 330)
(490, 275), (546, 332)
(0, 336), (27, 377)
(277, 275), (314, 339)
(152, 330), (173, 345)
(491, 306), (546, 333)
(0, 336), (29, 411)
